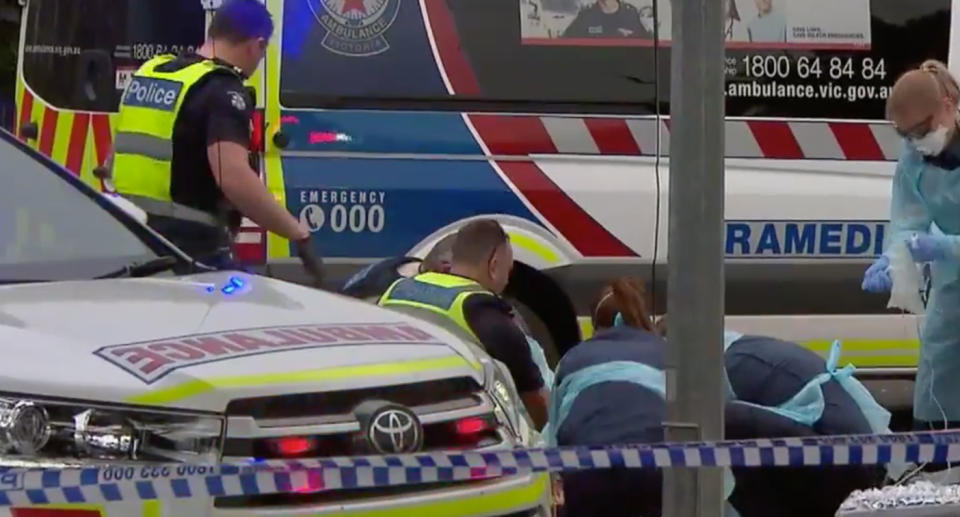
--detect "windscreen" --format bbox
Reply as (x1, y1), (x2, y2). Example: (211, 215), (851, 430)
(0, 136), (158, 282)
(21, 0), (205, 112)
(279, 0), (949, 119)
(279, 0), (658, 113)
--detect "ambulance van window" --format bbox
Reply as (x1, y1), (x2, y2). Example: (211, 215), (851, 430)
(21, 0), (204, 112)
(279, 0), (658, 114)
(655, 0), (950, 119)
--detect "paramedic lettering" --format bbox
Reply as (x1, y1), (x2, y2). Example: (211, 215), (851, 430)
(726, 221), (886, 257)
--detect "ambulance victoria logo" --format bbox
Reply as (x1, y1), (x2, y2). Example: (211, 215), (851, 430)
(309, 0), (401, 57)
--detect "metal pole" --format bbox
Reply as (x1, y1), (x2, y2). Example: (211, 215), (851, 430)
(662, 0), (726, 514)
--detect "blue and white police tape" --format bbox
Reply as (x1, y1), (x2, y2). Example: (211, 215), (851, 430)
(0, 430), (959, 506)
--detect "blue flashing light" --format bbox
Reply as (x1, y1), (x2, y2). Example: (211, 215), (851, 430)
(221, 276), (246, 295)
(281, 0), (313, 60)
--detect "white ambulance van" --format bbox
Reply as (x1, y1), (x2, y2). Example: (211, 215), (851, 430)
(13, 0), (956, 407)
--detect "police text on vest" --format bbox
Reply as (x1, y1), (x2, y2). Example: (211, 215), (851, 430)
(122, 77), (184, 111)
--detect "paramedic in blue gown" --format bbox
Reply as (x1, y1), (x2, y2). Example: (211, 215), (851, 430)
(654, 316), (887, 515)
(862, 59), (960, 431)
(549, 277), (666, 517)
(552, 277), (887, 516)
(717, 331), (887, 516)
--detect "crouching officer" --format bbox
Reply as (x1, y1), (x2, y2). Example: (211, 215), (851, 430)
(108, 0), (321, 281)
(348, 232), (556, 390)
(377, 219), (550, 429)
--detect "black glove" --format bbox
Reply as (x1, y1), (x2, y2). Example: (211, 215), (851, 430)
(295, 238), (325, 289)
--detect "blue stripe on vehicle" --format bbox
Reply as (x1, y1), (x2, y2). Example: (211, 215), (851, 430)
(283, 157), (541, 258)
(279, 110), (483, 155)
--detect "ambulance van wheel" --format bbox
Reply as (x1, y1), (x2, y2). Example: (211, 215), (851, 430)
(504, 263), (581, 367)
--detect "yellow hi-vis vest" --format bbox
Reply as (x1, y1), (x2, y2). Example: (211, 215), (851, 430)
(111, 54), (235, 224)
(378, 272), (492, 348)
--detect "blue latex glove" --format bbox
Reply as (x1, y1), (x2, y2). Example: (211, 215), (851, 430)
(907, 233), (955, 263)
(861, 255), (892, 293)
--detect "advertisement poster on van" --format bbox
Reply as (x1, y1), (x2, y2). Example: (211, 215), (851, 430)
(520, 0), (870, 49)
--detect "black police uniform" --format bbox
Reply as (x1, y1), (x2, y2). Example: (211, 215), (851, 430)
(149, 53), (254, 267)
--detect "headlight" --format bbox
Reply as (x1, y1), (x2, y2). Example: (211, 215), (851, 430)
(482, 358), (528, 440)
(0, 397), (223, 463)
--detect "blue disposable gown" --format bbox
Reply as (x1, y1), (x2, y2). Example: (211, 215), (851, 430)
(887, 139), (960, 422)
(550, 327), (738, 517)
(550, 326), (668, 517)
(724, 335), (885, 517)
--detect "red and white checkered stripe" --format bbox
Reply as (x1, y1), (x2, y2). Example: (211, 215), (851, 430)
(533, 117), (901, 161)
(234, 217), (266, 264)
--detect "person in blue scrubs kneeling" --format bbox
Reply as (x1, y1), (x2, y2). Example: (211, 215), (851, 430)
(549, 277), (668, 517)
(550, 277), (887, 517)
(719, 332), (887, 516)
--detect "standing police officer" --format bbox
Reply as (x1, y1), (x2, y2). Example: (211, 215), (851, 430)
(109, 0), (316, 274)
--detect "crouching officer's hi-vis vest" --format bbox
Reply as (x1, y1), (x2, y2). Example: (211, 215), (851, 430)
(111, 53), (236, 227)
(378, 272), (492, 349)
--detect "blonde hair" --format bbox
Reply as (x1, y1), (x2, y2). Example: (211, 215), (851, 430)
(886, 59), (960, 122)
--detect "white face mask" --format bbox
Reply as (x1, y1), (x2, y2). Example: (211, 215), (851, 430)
(911, 125), (951, 156)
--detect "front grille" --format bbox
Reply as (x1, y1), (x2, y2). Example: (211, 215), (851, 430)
(223, 414), (502, 458)
(226, 377), (479, 419)
(221, 376), (517, 508)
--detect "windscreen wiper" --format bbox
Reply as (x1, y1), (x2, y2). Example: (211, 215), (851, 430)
(95, 255), (180, 279)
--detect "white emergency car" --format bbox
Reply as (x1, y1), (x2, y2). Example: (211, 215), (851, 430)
(0, 129), (550, 516)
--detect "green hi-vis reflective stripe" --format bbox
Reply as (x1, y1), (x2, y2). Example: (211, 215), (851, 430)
(576, 318), (919, 369)
(379, 273), (489, 346)
(112, 54), (228, 202)
(803, 339), (920, 368)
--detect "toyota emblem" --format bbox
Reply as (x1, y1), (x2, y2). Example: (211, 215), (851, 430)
(366, 406), (423, 454)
